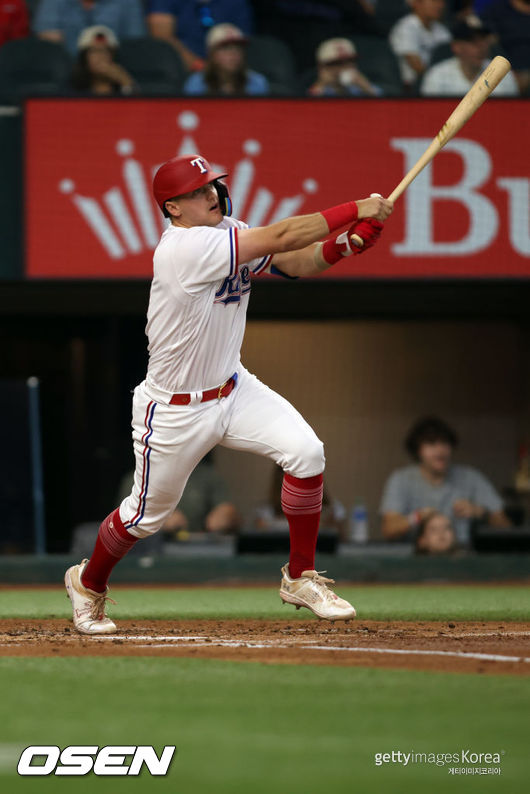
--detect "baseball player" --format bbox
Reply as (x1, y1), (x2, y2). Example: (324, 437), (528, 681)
(65, 154), (393, 634)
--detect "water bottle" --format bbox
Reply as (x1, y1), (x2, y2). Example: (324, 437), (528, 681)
(350, 502), (369, 544)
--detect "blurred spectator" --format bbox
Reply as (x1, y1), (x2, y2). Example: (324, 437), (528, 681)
(146, 0), (253, 72)
(421, 15), (519, 94)
(380, 415), (511, 545)
(252, 0), (379, 72)
(0, 0), (29, 47)
(184, 22), (268, 95)
(254, 465), (347, 539)
(72, 25), (136, 94)
(453, 1), (495, 13)
(33, 0), (145, 57)
(117, 453), (240, 537)
(389, 0), (451, 88)
(481, 0), (530, 94)
(415, 511), (457, 554)
(308, 37), (382, 96)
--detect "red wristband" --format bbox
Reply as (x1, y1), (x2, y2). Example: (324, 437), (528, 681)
(321, 238), (343, 265)
(321, 201), (358, 233)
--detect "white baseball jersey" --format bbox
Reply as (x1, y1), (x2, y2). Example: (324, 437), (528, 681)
(421, 57), (519, 97)
(146, 217), (272, 396)
(119, 213), (324, 537)
(120, 213), (325, 538)
(389, 13), (451, 85)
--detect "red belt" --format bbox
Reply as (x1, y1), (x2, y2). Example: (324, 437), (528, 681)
(169, 375), (237, 406)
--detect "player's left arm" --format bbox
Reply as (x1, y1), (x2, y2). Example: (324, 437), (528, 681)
(270, 218), (384, 278)
(270, 243), (330, 278)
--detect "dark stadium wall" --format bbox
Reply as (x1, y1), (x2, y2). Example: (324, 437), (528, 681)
(216, 320), (527, 535)
(0, 109), (22, 279)
(1, 311), (528, 550)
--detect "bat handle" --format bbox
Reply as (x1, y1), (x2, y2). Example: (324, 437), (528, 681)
(351, 233), (363, 248)
(350, 193), (383, 248)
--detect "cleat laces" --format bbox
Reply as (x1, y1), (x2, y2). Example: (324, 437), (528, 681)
(83, 593), (116, 622)
(305, 571), (339, 602)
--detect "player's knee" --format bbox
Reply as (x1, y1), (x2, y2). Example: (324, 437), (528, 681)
(119, 494), (177, 539)
(127, 525), (156, 540)
(287, 437), (325, 478)
(308, 438), (326, 475)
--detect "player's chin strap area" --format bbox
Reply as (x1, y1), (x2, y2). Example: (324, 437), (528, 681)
(213, 179), (232, 217)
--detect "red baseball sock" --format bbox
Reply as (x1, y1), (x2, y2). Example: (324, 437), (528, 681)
(281, 472), (323, 579)
(81, 508), (138, 593)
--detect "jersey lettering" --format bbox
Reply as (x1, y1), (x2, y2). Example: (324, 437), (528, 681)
(215, 266), (250, 305)
(190, 157), (208, 174)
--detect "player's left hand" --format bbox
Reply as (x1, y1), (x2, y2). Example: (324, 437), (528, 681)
(349, 218), (384, 254)
(321, 218), (384, 265)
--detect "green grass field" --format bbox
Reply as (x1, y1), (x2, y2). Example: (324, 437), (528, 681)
(1, 584), (529, 792)
(1, 583), (530, 621)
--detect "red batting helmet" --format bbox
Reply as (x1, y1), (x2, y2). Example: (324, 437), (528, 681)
(152, 154), (231, 217)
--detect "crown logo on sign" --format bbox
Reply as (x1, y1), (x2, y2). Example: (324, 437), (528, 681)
(59, 111), (319, 260)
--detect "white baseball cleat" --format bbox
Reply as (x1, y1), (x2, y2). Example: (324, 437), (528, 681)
(279, 564), (356, 621)
(64, 559), (117, 635)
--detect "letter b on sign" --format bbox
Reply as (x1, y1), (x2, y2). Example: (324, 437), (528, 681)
(391, 138), (498, 256)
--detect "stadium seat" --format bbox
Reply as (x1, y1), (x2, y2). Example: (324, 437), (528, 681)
(0, 37), (72, 101)
(429, 42), (453, 67)
(350, 35), (404, 96)
(246, 35), (296, 94)
(118, 37), (186, 95)
(375, 0), (409, 34)
(25, 0), (41, 19)
(296, 67), (318, 95)
(267, 82), (294, 96)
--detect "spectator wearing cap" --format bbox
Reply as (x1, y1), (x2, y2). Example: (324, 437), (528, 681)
(481, 0), (530, 94)
(389, 0), (451, 89)
(33, 0), (145, 57)
(308, 38), (382, 96)
(146, 0), (253, 72)
(379, 415), (511, 545)
(72, 25), (136, 95)
(421, 14), (519, 94)
(252, 1), (378, 72)
(183, 23), (268, 95)
(0, 0), (29, 48)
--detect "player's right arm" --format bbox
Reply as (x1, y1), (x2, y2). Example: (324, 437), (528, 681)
(237, 195), (392, 264)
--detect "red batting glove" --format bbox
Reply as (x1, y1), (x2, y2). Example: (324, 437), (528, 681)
(321, 218), (384, 264)
(349, 218), (384, 254)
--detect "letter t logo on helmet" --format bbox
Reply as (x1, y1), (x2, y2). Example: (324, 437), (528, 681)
(152, 154), (232, 218)
(190, 157), (208, 174)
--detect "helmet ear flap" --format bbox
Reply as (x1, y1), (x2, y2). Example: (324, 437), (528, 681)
(213, 179), (232, 216)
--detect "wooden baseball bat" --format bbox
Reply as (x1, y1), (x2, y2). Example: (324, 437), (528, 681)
(351, 55), (511, 247)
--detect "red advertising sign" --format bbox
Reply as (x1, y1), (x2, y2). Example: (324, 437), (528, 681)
(25, 98), (530, 279)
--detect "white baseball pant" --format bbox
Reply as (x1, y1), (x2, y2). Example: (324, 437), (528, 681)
(119, 365), (325, 538)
